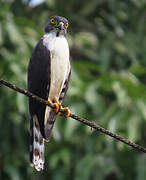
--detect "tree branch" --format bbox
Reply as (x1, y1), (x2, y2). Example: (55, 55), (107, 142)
(0, 79), (146, 153)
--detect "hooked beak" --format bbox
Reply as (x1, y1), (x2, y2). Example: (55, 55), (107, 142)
(58, 22), (64, 31)
(56, 21), (66, 37)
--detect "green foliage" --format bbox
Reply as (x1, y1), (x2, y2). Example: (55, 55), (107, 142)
(0, 0), (146, 179)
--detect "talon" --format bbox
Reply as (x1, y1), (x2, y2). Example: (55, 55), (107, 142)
(52, 98), (61, 113)
(58, 107), (71, 118)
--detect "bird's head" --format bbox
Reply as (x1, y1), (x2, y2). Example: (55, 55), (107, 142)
(45, 16), (69, 37)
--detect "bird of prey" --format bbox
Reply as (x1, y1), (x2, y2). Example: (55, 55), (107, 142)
(27, 16), (71, 171)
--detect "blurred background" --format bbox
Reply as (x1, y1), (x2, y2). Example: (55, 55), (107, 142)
(0, 0), (146, 179)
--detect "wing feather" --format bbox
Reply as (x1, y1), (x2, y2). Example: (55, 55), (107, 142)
(28, 39), (51, 137)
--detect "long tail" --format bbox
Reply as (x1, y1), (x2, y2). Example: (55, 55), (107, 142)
(30, 115), (45, 171)
(44, 106), (57, 141)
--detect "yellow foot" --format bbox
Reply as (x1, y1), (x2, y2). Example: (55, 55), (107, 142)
(52, 98), (61, 113)
(58, 107), (71, 118)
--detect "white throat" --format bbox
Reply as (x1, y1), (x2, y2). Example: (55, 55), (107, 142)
(43, 32), (69, 59)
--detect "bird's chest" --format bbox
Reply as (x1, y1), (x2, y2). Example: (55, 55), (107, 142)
(43, 34), (70, 99)
(50, 43), (69, 96)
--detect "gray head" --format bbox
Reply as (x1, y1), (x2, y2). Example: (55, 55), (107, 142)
(45, 16), (69, 37)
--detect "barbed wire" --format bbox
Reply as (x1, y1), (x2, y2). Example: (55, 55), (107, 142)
(0, 79), (146, 153)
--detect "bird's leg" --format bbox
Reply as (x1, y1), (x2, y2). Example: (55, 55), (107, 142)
(52, 98), (71, 117)
(58, 107), (71, 118)
(52, 98), (61, 113)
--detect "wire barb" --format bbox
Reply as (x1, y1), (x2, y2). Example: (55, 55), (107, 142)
(0, 79), (146, 153)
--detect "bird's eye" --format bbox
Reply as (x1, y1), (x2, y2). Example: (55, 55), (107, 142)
(50, 18), (55, 24)
(65, 23), (69, 29)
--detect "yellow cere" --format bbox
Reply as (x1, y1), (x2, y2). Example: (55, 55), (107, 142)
(59, 22), (64, 26)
